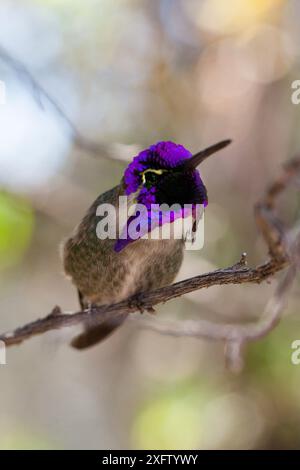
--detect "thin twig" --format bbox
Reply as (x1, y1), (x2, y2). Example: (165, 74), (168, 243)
(0, 157), (299, 353)
(0, 45), (137, 162)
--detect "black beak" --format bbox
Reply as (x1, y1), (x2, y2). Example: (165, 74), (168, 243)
(184, 139), (232, 170)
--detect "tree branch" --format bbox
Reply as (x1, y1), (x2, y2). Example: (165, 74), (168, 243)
(0, 157), (299, 358)
(0, 44), (138, 163)
(135, 239), (298, 372)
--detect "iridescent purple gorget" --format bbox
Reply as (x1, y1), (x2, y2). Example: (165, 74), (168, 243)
(114, 141), (208, 252)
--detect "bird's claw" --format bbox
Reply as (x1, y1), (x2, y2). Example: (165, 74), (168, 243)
(87, 303), (96, 314)
(128, 294), (155, 315)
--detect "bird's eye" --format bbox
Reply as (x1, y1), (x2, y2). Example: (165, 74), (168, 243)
(141, 169), (167, 188)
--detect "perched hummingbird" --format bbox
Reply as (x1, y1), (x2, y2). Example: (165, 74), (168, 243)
(63, 139), (231, 349)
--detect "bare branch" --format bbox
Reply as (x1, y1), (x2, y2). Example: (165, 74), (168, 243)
(136, 251), (296, 345)
(134, 234), (298, 372)
(0, 157), (299, 355)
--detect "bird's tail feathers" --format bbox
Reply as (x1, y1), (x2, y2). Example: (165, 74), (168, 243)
(71, 314), (127, 350)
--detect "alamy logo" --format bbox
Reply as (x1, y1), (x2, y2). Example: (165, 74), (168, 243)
(95, 196), (205, 251)
(291, 340), (300, 365)
(291, 80), (300, 105)
(0, 340), (6, 365)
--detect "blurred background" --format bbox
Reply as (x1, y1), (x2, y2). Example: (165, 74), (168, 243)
(0, 0), (300, 450)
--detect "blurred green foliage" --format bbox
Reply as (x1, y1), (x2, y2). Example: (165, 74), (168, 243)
(0, 427), (56, 450)
(132, 381), (208, 449)
(0, 192), (34, 270)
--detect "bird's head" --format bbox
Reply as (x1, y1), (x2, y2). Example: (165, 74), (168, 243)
(115, 139), (231, 251)
(123, 140), (231, 207)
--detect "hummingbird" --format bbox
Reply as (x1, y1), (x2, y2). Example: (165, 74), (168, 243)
(63, 139), (231, 349)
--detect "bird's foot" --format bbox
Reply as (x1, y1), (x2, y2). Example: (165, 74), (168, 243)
(87, 302), (95, 314)
(128, 293), (155, 315)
